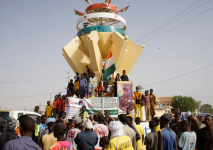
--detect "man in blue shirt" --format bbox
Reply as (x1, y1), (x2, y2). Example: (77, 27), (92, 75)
(74, 119), (98, 150)
(158, 114), (177, 150)
(4, 117), (42, 150)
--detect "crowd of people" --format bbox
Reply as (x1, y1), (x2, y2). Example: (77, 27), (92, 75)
(1, 67), (213, 150)
(1, 104), (213, 150)
(67, 67), (130, 99)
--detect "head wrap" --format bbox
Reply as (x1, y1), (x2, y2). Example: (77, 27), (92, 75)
(46, 117), (56, 124)
(45, 117), (56, 129)
(185, 111), (192, 118)
(83, 119), (93, 129)
(7, 116), (18, 130)
(109, 121), (124, 139)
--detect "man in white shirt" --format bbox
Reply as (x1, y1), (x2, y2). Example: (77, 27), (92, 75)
(90, 73), (97, 95)
(178, 120), (196, 150)
(93, 115), (109, 150)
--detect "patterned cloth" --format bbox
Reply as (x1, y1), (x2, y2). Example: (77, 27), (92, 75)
(49, 141), (72, 150)
(93, 124), (109, 150)
(67, 128), (81, 150)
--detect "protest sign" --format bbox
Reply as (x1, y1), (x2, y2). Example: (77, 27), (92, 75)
(65, 97), (85, 119)
(117, 81), (134, 115)
(65, 97), (118, 119)
(87, 97), (118, 117)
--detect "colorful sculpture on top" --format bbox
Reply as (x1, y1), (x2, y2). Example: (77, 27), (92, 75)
(62, 0), (145, 83)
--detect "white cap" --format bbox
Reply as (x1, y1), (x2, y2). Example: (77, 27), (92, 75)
(83, 119), (93, 129)
(185, 111), (192, 118)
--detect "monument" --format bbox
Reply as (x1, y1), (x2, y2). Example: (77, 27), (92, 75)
(62, 0), (145, 83)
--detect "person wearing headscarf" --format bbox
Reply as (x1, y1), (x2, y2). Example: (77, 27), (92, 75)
(185, 111), (200, 135)
(75, 119), (98, 150)
(108, 121), (133, 150)
(0, 116), (18, 150)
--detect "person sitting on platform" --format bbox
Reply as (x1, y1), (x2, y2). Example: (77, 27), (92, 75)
(121, 70), (129, 81)
(104, 110), (112, 126)
(104, 82), (113, 97)
(134, 87), (143, 121)
(96, 82), (104, 97)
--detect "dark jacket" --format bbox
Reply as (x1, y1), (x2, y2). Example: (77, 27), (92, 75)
(0, 129), (18, 150)
(74, 130), (98, 150)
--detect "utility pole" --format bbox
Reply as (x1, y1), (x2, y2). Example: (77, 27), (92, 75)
(68, 72), (70, 83)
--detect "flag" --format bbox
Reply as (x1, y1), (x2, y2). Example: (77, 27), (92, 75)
(74, 9), (84, 16)
(103, 51), (116, 79)
(105, 0), (111, 4)
(118, 5), (129, 13)
(85, 0), (91, 5)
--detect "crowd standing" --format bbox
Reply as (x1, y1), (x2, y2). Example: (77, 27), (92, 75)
(0, 104), (213, 150)
(0, 67), (213, 150)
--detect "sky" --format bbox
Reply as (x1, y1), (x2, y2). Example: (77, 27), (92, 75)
(0, 0), (213, 111)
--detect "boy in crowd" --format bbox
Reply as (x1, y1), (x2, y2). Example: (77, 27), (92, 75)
(178, 120), (196, 150)
(42, 122), (57, 150)
(144, 121), (158, 150)
(61, 112), (69, 124)
(49, 122), (72, 149)
(35, 115), (46, 145)
(134, 117), (145, 150)
(158, 114), (177, 150)
(99, 136), (109, 150)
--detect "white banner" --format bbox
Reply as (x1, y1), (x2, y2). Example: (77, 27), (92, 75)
(65, 97), (118, 119)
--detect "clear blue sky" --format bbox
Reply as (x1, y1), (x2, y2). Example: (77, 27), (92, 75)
(0, 0), (213, 111)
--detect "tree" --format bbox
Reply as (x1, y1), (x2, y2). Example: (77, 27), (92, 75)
(199, 104), (213, 113)
(195, 101), (201, 111)
(171, 95), (196, 112)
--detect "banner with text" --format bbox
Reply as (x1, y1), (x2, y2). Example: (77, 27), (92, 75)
(65, 97), (118, 119)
